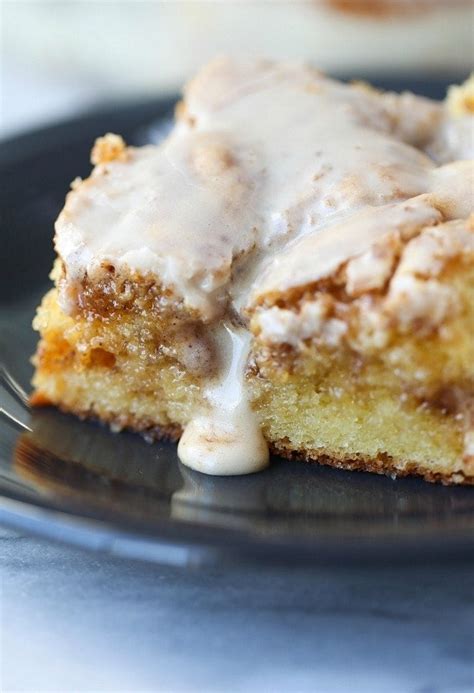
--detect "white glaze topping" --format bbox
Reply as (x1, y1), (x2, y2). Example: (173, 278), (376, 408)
(55, 58), (443, 319)
(54, 58), (474, 475)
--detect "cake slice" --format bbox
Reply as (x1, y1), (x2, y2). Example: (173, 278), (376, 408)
(31, 58), (474, 482)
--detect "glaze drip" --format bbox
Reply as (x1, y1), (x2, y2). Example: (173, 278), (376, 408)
(178, 325), (269, 475)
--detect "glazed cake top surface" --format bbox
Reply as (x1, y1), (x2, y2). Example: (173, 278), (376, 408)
(55, 58), (473, 323)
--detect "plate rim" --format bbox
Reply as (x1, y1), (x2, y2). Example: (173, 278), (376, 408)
(2, 89), (474, 567)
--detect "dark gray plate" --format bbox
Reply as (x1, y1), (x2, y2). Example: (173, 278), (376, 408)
(1, 81), (473, 567)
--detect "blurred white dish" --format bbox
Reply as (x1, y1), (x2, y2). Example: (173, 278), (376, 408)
(3, 1), (473, 97)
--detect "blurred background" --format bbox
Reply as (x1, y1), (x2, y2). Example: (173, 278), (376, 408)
(1, 0), (473, 138)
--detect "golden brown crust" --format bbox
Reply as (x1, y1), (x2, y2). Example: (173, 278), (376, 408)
(269, 440), (473, 486)
(90, 133), (128, 166)
(326, 0), (418, 16)
(30, 395), (183, 443)
(59, 261), (191, 323)
(326, 0), (469, 18)
(446, 74), (474, 118)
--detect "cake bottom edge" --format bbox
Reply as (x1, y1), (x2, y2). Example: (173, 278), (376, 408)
(29, 391), (473, 486)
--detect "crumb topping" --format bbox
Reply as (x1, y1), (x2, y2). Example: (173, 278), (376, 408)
(55, 61), (473, 336)
(54, 58), (456, 319)
(253, 216), (473, 352)
(55, 59), (473, 348)
(446, 74), (474, 118)
(90, 133), (128, 166)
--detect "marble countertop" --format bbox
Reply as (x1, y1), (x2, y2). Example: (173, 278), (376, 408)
(1, 525), (473, 692)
